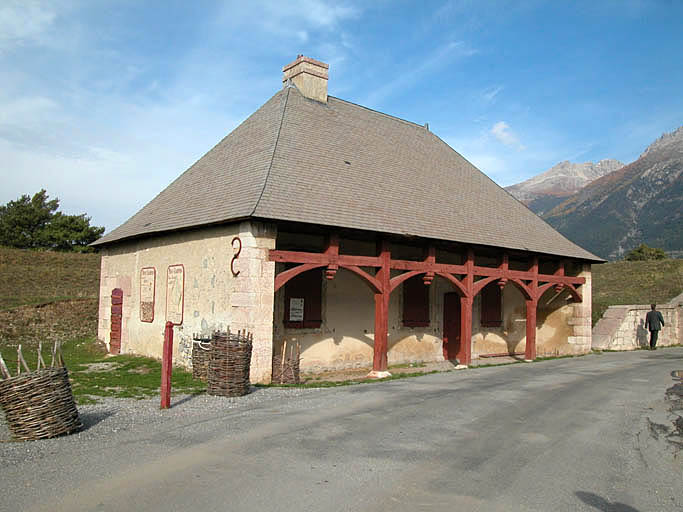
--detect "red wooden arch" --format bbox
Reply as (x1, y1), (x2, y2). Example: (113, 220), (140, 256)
(269, 235), (587, 371)
(339, 264), (382, 293)
(435, 272), (468, 297)
(389, 270), (422, 293)
(274, 263), (324, 292)
(507, 278), (533, 300)
(471, 276), (499, 297)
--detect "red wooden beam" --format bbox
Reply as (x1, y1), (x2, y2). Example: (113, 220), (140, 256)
(325, 233), (340, 280)
(525, 299), (537, 361)
(274, 263), (324, 292)
(423, 245), (435, 285)
(371, 240), (391, 375)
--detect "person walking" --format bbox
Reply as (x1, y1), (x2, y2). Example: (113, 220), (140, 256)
(644, 304), (665, 350)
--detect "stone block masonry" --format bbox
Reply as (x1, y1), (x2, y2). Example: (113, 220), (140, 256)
(229, 221), (277, 384)
(592, 299), (682, 350)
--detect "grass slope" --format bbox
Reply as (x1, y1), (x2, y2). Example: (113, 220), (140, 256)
(0, 246), (100, 310)
(591, 259), (683, 325)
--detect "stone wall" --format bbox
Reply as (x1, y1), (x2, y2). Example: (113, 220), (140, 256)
(97, 221), (276, 383)
(592, 300), (682, 350)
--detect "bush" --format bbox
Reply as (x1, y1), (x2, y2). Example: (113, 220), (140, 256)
(624, 244), (667, 261)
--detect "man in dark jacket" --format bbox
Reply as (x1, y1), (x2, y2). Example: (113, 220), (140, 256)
(644, 304), (665, 350)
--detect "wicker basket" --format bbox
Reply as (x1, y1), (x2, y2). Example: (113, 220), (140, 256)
(207, 331), (252, 397)
(272, 354), (300, 384)
(192, 341), (211, 382)
(0, 367), (82, 441)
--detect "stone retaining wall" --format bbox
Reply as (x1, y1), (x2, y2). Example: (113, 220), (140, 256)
(592, 298), (682, 350)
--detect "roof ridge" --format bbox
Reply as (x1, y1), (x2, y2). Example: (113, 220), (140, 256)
(250, 86), (291, 216)
(327, 95), (427, 131)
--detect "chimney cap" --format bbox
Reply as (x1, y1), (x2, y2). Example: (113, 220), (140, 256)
(282, 55), (329, 73)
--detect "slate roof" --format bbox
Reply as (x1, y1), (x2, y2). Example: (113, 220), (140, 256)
(93, 85), (602, 262)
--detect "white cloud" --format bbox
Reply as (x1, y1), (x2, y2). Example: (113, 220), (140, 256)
(481, 85), (503, 103)
(0, 0), (57, 52)
(491, 121), (526, 150)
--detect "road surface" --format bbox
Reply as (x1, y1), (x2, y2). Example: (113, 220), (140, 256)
(2, 348), (682, 511)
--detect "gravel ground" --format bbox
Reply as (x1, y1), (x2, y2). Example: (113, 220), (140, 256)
(0, 387), (322, 463)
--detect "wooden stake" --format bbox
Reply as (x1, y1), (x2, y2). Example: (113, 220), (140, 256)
(17, 345), (30, 374)
(37, 342), (46, 370)
(281, 340), (287, 384)
(0, 352), (10, 379)
(51, 341), (57, 368)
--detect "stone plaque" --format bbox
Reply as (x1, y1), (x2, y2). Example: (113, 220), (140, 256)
(140, 267), (155, 323)
(166, 264), (184, 325)
(289, 298), (304, 322)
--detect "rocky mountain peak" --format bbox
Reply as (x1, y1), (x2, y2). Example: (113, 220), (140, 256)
(641, 126), (683, 158)
(505, 159), (623, 202)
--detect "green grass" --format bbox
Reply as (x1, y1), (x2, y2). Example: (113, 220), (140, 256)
(0, 337), (206, 404)
(0, 246), (100, 311)
(591, 259), (683, 325)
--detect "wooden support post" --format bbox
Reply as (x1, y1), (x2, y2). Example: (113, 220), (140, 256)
(459, 296), (473, 366)
(369, 240), (391, 378)
(458, 248), (475, 366)
(423, 244), (435, 285)
(525, 299), (537, 361)
(161, 321), (174, 409)
(325, 233), (340, 280)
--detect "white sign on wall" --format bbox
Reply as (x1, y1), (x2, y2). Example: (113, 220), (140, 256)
(140, 267), (156, 323)
(289, 298), (305, 322)
(166, 264), (185, 325)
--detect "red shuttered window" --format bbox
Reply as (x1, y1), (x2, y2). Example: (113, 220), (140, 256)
(480, 283), (502, 327)
(284, 268), (322, 329)
(403, 275), (430, 327)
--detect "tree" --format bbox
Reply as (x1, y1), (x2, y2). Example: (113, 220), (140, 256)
(0, 190), (104, 252)
(624, 243), (667, 261)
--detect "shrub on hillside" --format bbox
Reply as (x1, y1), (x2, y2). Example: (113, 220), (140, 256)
(624, 244), (667, 261)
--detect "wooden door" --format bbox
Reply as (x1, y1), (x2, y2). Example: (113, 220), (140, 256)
(443, 293), (461, 360)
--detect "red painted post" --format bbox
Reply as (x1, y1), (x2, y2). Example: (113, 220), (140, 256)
(525, 299), (537, 361)
(459, 296), (473, 365)
(160, 321), (173, 409)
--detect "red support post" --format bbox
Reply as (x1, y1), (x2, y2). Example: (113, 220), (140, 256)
(371, 240), (391, 376)
(459, 296), (473, 365)
(525, 299), (537, 361)
(160, 321), (173, 409)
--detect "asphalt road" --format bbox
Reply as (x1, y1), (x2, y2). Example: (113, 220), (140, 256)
(2, 349), (682, 512)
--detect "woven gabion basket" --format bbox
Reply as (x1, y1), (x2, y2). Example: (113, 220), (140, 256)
(0, 366), (82, 441)
(192, 340), (211, 382)
(207, 331), (252, 397)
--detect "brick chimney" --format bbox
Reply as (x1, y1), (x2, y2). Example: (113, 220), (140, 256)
(282, 55), (329, 103)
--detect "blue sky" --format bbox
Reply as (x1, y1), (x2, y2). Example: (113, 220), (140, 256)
(1, 0), (682, 232)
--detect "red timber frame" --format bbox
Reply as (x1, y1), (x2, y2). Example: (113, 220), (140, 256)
(269, 234), (585, 371)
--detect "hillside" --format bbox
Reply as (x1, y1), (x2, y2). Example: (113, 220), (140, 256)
(544, 127), (683, 259)
(591, 259), (683, 325)
(505, 159), (623, 215)
(0, 247), (100, 347)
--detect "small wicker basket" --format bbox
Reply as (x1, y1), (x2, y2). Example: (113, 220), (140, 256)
(0, 344), (81, 441)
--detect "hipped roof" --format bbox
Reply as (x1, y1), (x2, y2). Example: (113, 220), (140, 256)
(93, 86), (601, 262)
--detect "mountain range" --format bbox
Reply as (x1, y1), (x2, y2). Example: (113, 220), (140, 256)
(505, 127), (683, 260)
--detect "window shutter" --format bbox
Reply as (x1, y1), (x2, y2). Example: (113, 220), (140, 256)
(480, 283), (502, 327)
(403, 275), (430, 327)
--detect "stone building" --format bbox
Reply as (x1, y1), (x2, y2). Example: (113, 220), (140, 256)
(93, 56), (602, 383)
